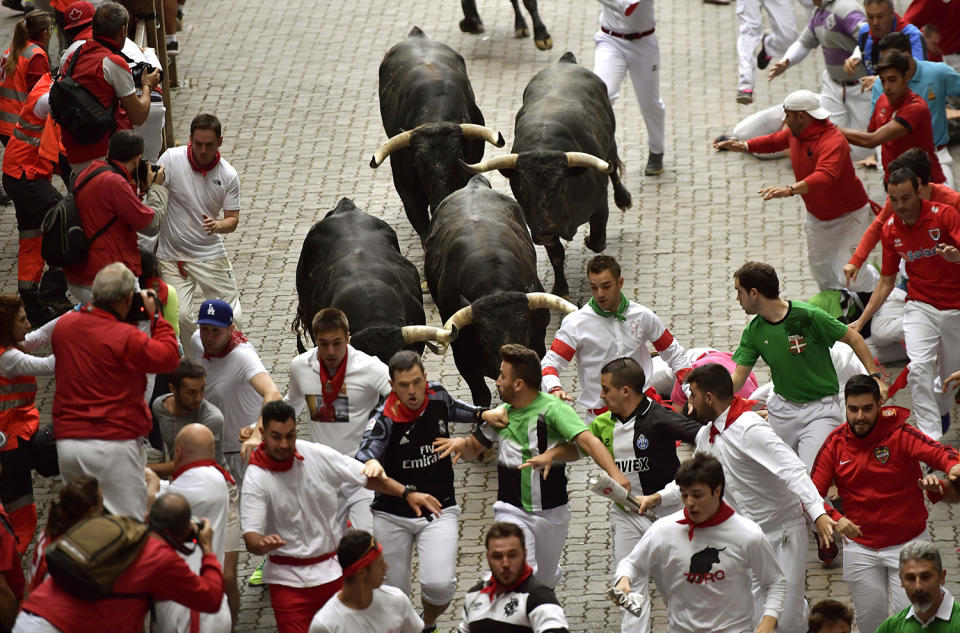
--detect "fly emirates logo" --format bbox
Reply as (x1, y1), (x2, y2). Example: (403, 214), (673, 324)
(402, 444), (441, 469)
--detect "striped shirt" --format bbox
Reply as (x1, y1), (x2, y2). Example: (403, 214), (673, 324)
(791, 0), (867, 84)
(458, 576), (569, 633)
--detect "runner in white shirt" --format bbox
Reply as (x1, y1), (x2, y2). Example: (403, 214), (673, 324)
(614, 453), (786, 633)
(241, 400), (441, 633)
(308, 531), (423, 633)
(156, 114), (243, 339)
(541, 256), (691, 415)
(637, 363), (836, 633)
(148, 424), (233, 633)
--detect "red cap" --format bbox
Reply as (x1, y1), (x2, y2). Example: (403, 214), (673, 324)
(64, 1), (94, 31)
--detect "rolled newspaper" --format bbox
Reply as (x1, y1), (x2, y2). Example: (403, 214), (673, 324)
(607, 587), (646, 617)
(588, 472), (658, 521)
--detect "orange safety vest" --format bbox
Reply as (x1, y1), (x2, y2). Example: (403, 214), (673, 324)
(0, 43), (45, 137)
(0, 346), (39, 452)
(2, 72), (55, 180)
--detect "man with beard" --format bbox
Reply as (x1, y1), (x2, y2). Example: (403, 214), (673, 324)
(809, 375), (960, 633)
(875, 541), (960, 631)
(636, 362), (834, 633)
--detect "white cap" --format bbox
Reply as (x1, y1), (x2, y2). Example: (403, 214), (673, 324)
(782, 89), (830, 120)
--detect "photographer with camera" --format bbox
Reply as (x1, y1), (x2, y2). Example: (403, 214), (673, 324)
(51, 262), (180, 519)
(62, 130), (168, 305)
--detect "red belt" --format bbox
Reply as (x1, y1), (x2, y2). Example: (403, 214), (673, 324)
(269, 551), (337, 566)
(601, 26), (655, 40)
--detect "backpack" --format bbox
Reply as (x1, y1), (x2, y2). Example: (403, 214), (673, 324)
(44, 515), (150, 601)
(40, 164), (119, 267)
(49, 42), (117, 145)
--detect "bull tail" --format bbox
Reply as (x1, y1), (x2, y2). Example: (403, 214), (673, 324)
(610, 160), (632, 210)
(293, 305), (308, 354)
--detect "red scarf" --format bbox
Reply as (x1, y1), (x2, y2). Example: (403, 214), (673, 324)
(172, 459), (236, 486)
(316, 351), (348, 420)
(479, 563), (534, 602)
(709, 396), (757, 444)
(248, 442), (303, 472)
(187, 142), (221, 177)
(142, 276), (168, 306)
(676, 501), (735, 541)
(383, 389), (434, 423)
(203, 329), (248, 361)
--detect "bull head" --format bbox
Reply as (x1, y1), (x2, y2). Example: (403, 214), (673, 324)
(369, 123), (505, 168)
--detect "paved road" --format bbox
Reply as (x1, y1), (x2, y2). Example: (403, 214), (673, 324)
(0, 0), (957, 630)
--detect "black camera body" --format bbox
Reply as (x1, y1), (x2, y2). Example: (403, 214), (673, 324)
(124, 290), (157, 323)
(137, 159), (157, 184)
(131, 61), (163, 87)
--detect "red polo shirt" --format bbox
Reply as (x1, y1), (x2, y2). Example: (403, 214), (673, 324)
(880, 199), (960, 310)
(869, 89), (946, 184)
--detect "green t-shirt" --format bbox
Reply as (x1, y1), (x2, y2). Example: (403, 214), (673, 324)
(475, 392), (587, 511)
(731, 300), (848, 403)
(875, 597), (960, 633)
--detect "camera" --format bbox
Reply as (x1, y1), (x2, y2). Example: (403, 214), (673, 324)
(131, 61), (163, 87)
(124, 290), (157, 323)
(137, 159), (157, 184)
(191, 520), (204, 540)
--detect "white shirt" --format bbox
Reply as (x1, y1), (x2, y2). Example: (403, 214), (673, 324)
(240, 440), (367, 587)
(596, 0), (655, 34)
(0, 318), (57, 378)
(153, 464), (232, 633)
(156, 146), (241, 262)
(308, 585), (423, 633)
(188, 332), (267, 453)
(284, 345), (390, 455)
(615, 507), (785, 633)
(541, 301), (691, 410)
(658, 405), (826, 532)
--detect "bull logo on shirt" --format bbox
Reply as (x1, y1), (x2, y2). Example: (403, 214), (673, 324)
(929, 228), (940, 241)
(787, 334), (806, 355)
(874, 445), (891, 464)
(504, 596), (519, 616)
(685, 546), (726, 584)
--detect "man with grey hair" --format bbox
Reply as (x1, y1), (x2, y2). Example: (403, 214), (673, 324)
(52, 262), (180, 518)
(875, 541), (959, 631)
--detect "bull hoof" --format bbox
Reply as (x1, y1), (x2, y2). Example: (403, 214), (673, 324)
(459, 18), (485, 34)
(515, 27), (529, 38)
(421, 280), (430, 294)
(585, 234), (606, 252)
(535, 35), (553, 50)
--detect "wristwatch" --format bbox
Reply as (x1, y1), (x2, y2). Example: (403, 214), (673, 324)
(401, 484), (417, 502)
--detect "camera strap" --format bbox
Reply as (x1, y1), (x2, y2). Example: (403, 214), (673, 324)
(72, 162), (126, 244)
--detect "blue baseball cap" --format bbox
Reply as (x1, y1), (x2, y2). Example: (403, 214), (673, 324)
(196, 299), (233, 327)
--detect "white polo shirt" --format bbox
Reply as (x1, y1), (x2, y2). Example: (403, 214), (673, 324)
(308, 585), (423, 633)
(284, 345), (390, 455)
(240, 440), (367, 587)
(156, 146), (241, 262)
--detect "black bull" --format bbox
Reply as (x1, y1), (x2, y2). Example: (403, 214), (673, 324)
(463, 52), (632, 298)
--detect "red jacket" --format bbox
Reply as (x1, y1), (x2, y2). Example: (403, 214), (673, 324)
(746, 119), (870, 221)
(63, 160), (154, 287)
(22, 538), (223, 633)
(0, 506), (24, 601)
(810, 406), (960, 549)
(51, 306), (179, 440)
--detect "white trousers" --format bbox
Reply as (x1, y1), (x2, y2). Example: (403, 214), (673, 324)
(820, 71), (873, 162)
(804, 205), (879, 292)
(12, 612), (62, 633)
(752, 521), (809, 633)
(766, 393), (844, 471)
(338, 485), (374, 533)
(373, 506), (460, 605)
(58, 437), (147, 519)
(736, 0), (798, 92)
(867, 287), (907, 363)
(843, 533), (927, 633)
(155, 593), (231, 633)
(734, 103), (789, 160)
(903, 301), (960, 441)
(593, 31), (665, 154)
(493, 500), (570, 589)
(159, 257), (242, 340)
(937, 146), (955, 190)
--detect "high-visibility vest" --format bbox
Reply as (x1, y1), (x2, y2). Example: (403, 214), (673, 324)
(2, 72), (54, 180)
(0, 346), (39, 452)
(0, 43), (46, 137)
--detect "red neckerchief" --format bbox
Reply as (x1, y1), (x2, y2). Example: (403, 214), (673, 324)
(187, 143), (221, 177)
(143, 276), (168, 305)
(248, 442), (303, 472)
(676, 501), (735, 541)
(172, 459), (236, 486)
(479, 563), (534, 602)
(316, 350), (348, 420)
(383, 389), (434, 423)
(203, 329), (248, 361)
(709, 396), (758, 444)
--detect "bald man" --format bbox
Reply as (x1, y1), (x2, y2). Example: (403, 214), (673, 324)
(148, 424), (236, 632)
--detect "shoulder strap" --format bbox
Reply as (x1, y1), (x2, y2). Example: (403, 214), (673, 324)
(74, 163), (127, 242)
(62, 41), (85, 79)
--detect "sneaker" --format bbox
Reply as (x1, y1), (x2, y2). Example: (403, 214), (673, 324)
(736, 89), (754, 105)
(166, 39), (179, 57)
(644, 152), (664, 176)
(756, 34), (771, 70)
(422, 625), (438, 633)
(713, 134), (734, 150)
(248, 561), (264, 586)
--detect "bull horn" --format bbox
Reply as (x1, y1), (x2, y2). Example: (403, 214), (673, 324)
(370, 129), (415, 168)
(565, 151), (612, 173)
(442, 304), (474, 333)
(401, 325), (457, 345)
(460, 123), (505, 147)
(460, 153), (518, 174)
(526, 292), (578, 315)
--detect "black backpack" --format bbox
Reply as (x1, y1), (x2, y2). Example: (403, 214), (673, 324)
(40, 164), (119, 267)
(49, 42), (118, 145)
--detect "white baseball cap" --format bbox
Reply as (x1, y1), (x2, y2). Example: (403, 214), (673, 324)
(782, 89), (830, 120)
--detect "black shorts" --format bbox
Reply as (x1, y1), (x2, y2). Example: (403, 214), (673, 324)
(1, 173), (62, 232)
